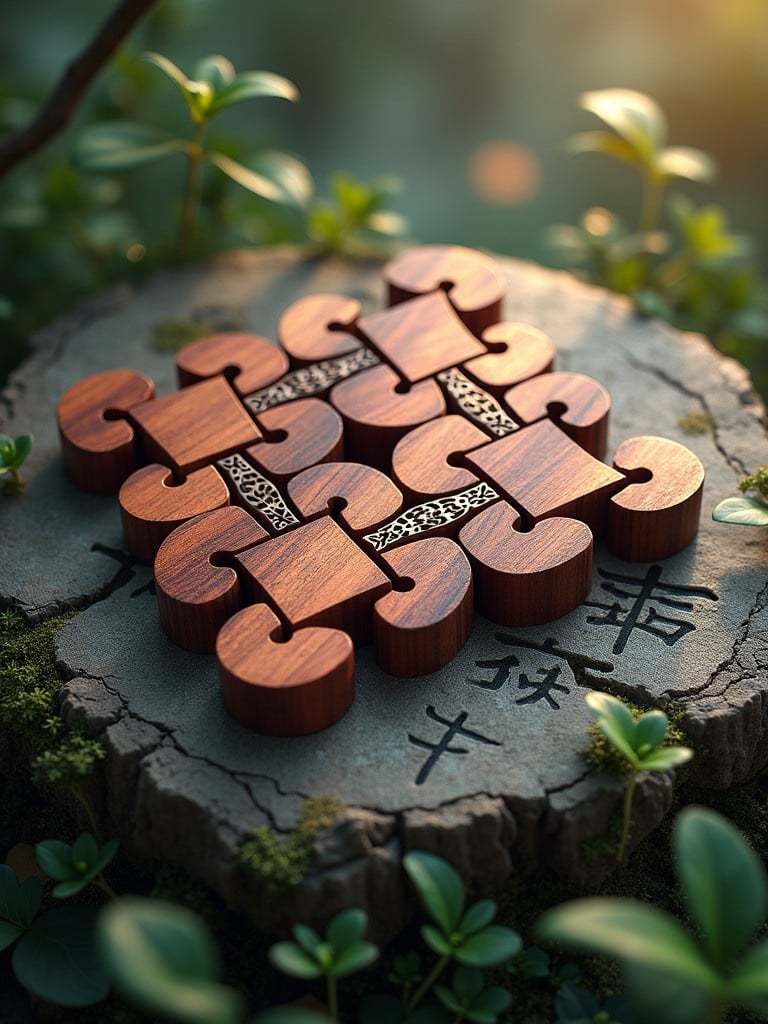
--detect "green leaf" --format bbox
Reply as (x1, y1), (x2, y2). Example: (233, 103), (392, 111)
(580, 89), (666, 164)
(292, 923), (322, 957)
(138, 52), (189, 92)
(566, 130), (641, 167)
(13, 906), (109, 1007)
(453, 965), (484, 999)
(473, 986), (512, 1014)
(555, 983), (600, 1020)
(459, 899), (497, 936)
(74, 122), (185, 172)
(0, 920), (23, 951)
(455, 925), (521, 967)
(657, 147), (717, 183)
(16, 877), (43, 929)
(269, 941), (323, 979)
(404, 851), (465, 934)
(622, 963), (712, 1024)
(72, 832), (99, 869)
(712, 496), (768, 526)
(326, 908), (368, 951)
(208, 150), (312, 208)
(0, 864), (20, 921)
(366, 210), (409, 237)
(434, 984), (463, 1013)
(640, 746), (693, 771)
(209, 71), (299, 115)
(52, 878), (90, 899)
(35, 840), (72, 882)
(585, 691), (639, 765)
(193, 55), (236, 93)
(100, 898), (244, 1023)
(422, 923), (453, 956)
(675, 807), (767, 969)
(728, 937), (768, 1007)
(633, 709), (668, 752)
(330, 940), (378, 977)
(536, 898), (720, 991)
(12, 434), (32, 466)
(91, 838), (119, 876)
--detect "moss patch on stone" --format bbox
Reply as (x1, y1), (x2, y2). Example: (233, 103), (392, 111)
(677, 410), (714, 435)
(579, 695), (689, 776)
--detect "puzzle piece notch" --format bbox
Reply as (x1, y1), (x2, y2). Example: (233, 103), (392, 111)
(391, 415), (485, 503)
(287, 461), (403, 537)
(384, 244), (507, 335)
(278, 294), (363, 366)
(57, 369), (155, 494)
(217, 602), (354, 736)
(119, 463), (230, 564)
(504, 371), (611, 459)
(154, 505), (268, 652)
(463, 322), (556, 397)
(249, 397), (344, 484)
(176, 332), (289, 397)
(608, 436), (705, 561)
(459, 500), (593, 626)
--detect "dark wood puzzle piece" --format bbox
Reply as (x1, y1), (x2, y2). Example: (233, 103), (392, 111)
(176, 332), (288, 396)
(249, 398), (344, 483)
(463, 322), (555, 396)
(279, 294), (363, 365)
(504, 371), (612, 458)
(288, 461), (403, 536)
(391, 415), (485, 502)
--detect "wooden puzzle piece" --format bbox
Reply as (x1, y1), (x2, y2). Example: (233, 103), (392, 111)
(119, 463), (230, 564)
(155, 506), (267, 652)
(249, 398), (344, 483)
(459, 500), (593, 625)
(288, 461), (403, 536)
(373, 537), (473, 676)
(58, 369), (154, 494)
(391, 415), (485, 502)
(175, 332), (288, 397)
(385, 244), (507, 334)
(504, 371), (611, 459)
(278, 294), (363, 365)
(462, 321), (555, 396)
(217, 602), (354, 736)
(607, 436), (705, 561)
(130, 376), (262, 475)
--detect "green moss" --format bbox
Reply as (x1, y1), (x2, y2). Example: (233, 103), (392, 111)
(579, 695), (688, 775)
(31, 728), (105, 788)
(677, 410), (713, 436)
(240, 794), (345, 898)
(151, 863), (219, 925)
(150, 318), (213, 353)
(739, 466), (768, 500)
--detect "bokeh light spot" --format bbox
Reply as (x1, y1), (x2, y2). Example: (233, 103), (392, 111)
(126, 243), (146, 263)
(469, 141), (541, 206)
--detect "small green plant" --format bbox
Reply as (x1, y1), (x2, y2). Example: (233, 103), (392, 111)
(74, 53), (312, 260)
(585, 692), (693, 862)
(35, 832), (118, 899)
(0, 432), (33, 494)
(713, 466), (768, 527)
(537, 806), (768, 1024)
(433, 965), (511, 1022)
(554, 983), (630, 1024)
(308, 173), (408, 256)
(269, 908), (378, 1020)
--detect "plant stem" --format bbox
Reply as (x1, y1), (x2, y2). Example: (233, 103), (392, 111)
(71, 785), (102, 842)
(406, 954), (450, 1013)
(617, 768), (638, 864)
(93, 874), (118, 900)
(326, 973), (338, 1022)
(177, 120), (205, 262)
(639, 172), (663, 235)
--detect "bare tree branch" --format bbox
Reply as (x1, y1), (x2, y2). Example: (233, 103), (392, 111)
(0, 0), (159, 180)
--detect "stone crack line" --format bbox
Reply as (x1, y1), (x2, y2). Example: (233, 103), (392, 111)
(625, 353), (749, 479)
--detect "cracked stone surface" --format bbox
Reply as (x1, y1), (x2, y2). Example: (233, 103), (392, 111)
(3, 247), (768, 937)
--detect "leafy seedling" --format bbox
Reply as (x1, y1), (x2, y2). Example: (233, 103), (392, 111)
(538, 806), (768, 1024)
(0, 432), (32, 495)
(507, 945), (550, 978)
(585, 691), (692, 862)
(713, 466), (768, 527)
(270, 907), (379, 1021)
(0, 864), (109, 1007)
(75, 53), (312, 260)
(554, 983), (632, 1024)
(434, 965), (511, 1023)
(308, 173), (408, 256)
(402, 851), (521, 1012)
(35, 832), (118, 898)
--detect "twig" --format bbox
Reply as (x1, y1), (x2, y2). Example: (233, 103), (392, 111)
(0, 0), (158, 180)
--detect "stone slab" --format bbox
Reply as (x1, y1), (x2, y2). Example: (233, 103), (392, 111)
(3, 248), (768, 936)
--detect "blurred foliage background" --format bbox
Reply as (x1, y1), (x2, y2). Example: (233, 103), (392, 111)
(2, 0), (768, 394)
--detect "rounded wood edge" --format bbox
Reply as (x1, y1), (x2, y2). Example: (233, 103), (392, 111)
(176, 332), (288, 396)
(504, 371), (611, 458)
(278, 293), (362, 365)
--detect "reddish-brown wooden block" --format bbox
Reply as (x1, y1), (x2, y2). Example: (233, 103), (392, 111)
(218, 603), (354, 736)
(176, 333), (288, 396)
(504, 371), (611, 459)
(155, 506), (267, 653)
(57, 369), (154, 494)
(391, 415), (485, 502)
(130, 376), (262, 474)
(465, 419), (625, 537)
(359, 290), (486, 383)
(288, 461), (403, 535)
(608, 436), (705, 561)
(385, 244), (507, 335)
(374, 537), (473, 676)
(463, 322), (555, 397)
(330, 363), (445, 469)
(460, 501), (593, 625)
(279, 294), (363, 366)
(119, 463), (230, 564)
(249, 398), (343, 483)
(236, 516), (391, 645)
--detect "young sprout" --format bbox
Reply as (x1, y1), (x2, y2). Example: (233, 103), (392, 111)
(713, 466), (768, 527)
(0, 432), (33, 495)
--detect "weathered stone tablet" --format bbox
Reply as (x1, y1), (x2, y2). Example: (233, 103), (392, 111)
(2, 248), (766, 938)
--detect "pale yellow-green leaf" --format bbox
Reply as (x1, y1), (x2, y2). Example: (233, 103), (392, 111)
(580, 89), (666, 165)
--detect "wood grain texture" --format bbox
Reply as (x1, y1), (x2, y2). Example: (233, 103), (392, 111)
(250, 397), (343, 483)
(391, 415), (484, 502)
(279, 293), (362, 366)
(130, 376), (262, 474)
(236, 516), (391, 646)
(119, 463), (230, 564)
(374, 537), (473, 676)
(504, 371), (611, 459)
(466, 418), (625, 538)
(176, 332), (288, 396)
(608, 435), (705, 561)
(57, 369), (154, 494)
(330, 363), (445, 469)
(463, 322), (555, 396)
(155, 506), (267, 652)
(459, 500), (593, 625)
(288, 461), (403, 535)
(218, 603), (354, 736)
(359, 290), (486, 383)
(385, 244), (507, 335)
